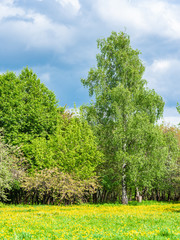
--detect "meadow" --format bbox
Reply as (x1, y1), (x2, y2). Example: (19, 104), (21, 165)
(0, 202), (179, 240)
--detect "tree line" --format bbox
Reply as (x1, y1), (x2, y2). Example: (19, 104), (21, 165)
(0, 32), (179, 205)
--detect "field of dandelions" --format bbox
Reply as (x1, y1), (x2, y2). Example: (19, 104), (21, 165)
(0, 202), (179, 240)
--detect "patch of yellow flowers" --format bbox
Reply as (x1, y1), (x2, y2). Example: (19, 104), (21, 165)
(0, 203), (179, 239)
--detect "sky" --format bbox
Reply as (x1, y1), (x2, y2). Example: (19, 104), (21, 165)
(1, 0), (180, 125)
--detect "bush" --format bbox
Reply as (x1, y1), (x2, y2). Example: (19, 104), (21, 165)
(21, 168), (100, 204)
(0, 136), (17, 201)
(0, 130), (26, 202)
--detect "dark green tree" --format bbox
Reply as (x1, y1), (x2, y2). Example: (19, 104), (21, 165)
(0, 67), (58, 146)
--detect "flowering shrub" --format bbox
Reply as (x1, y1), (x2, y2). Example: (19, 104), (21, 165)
(21, 168), (99, 204)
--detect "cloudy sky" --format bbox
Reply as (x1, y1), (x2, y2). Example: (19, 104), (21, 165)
(1, 0), (180, 125)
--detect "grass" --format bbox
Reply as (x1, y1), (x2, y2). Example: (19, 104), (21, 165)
(0, 201), (179, 239)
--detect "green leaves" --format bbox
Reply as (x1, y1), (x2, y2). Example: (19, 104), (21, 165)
(0, 67), (58, 145)
(26, 112), (103, 179)
(81, 31), (166, 203)
(0, 67), (103, 185)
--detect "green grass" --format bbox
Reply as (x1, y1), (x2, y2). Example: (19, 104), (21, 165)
(0, 201), (179, 239)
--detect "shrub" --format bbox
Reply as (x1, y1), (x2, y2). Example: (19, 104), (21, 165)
(21, 168), (100, 204)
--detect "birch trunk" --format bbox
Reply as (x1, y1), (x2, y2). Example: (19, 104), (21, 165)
(122, 162), (128, 204)
(136, 187), (142, 202)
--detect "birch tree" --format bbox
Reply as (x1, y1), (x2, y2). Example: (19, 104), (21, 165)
(81, 32), (164, 204)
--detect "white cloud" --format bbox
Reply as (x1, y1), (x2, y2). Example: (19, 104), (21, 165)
(159, 116), (180, 126)
(94, 0), (180, 40)
(1, 0), (14, 5)
(56, 0), (81, 15)
(150, 60), (171, 73)
(94, 0), (145, 31)
(158, 107), (180, 126)
(0, 0), (24, 20)
(39, 72), (51, 83)
(144, 58), (180, 103)
(0, 1), (75, 52)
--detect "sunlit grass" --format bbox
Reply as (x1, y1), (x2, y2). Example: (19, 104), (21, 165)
(0, 202), (179, 239)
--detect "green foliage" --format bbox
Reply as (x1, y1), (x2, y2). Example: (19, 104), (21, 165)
(158, 125), (180, 195)
(0, 67), (58, 146)
(81, 31), (165, 203)
(0, 202), (5, 207)
(53, 114), (103, 179)
(176, 102), (180, 116)
(0, 135), (20, 201)
(26, 112), (103, 179)
(0, 66), (103, 201)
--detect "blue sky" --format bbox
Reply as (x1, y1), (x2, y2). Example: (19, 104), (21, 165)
(1, 0), (180, 125)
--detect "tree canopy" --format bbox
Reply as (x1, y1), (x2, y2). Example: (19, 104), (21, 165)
(0, 67), (58, 145)
(81, 31), (165, 204)
(26, 111), (103, 179)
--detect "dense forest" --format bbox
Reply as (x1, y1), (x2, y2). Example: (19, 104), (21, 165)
(0, 32), (179, 205)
